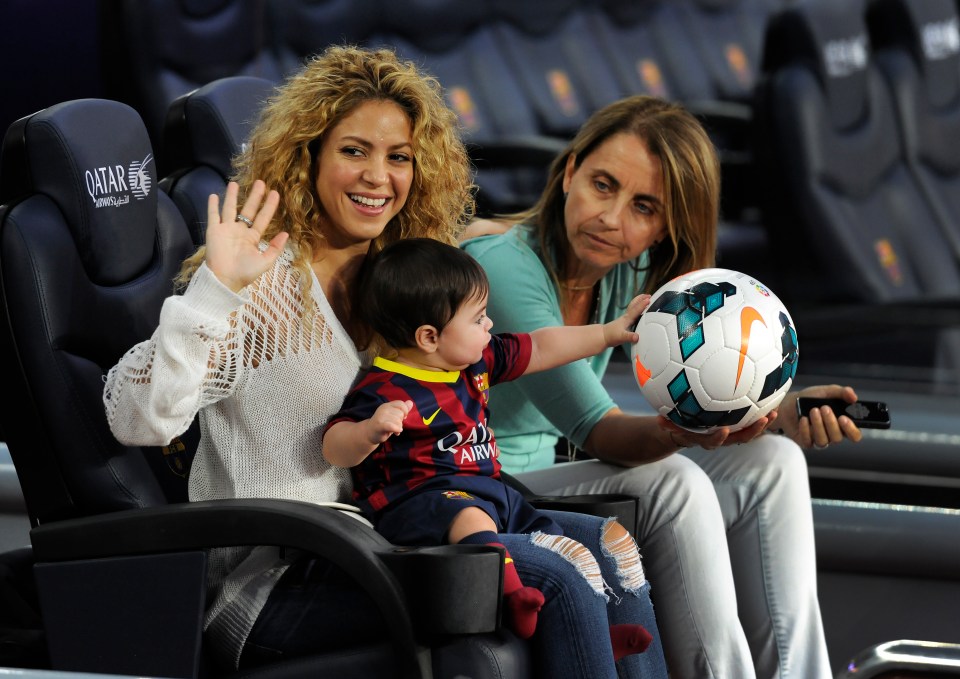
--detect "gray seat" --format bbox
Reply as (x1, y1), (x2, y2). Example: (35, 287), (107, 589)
(755, 0), (960, 305)
(868, 0), (960, 265)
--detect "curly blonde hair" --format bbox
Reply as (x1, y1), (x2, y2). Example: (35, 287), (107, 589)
(511, 95), (718, 296)
(178, 45), (475, 295)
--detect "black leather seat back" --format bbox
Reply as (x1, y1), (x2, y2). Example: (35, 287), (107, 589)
(487, 0), (596, 137)
(267, 0), (389, 74)
(675, 0), (772, 104)
(381, 0), (553, 214)
(0, 99), (197, 526)
(587, 0), (691, 102)
(491, 0), (626, 117)
(754, 0), (960, 304)
(868, 0), (960, 263)
(162, 76), (277, 245)
(109, 0), (283, 146)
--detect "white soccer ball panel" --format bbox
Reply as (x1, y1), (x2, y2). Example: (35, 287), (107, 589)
(697, 345), (758, 402)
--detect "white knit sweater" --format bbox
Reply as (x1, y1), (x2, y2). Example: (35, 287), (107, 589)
(103, 249), (368, 668)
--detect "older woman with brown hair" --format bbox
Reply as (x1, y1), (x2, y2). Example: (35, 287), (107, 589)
(463, 94), (862, 679)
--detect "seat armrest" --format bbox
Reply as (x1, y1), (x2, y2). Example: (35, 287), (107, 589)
(814, 499), (960, 579)
(499, 472), (639, 535)
(30, 498), (504, 670)
(793, 299), (960, 340)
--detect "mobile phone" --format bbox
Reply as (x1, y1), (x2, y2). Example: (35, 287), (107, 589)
(796, 398), (891, 429)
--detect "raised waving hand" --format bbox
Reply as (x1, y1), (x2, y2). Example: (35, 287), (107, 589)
(205, 180), (289, 293)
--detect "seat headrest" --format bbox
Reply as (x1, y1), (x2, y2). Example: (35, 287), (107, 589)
(489, 0), (581, 36)
(382, 0), (488, 53)
(687, 0), (740, 12)
(167, 76), (276, 178)
(598, 0), (657, 27)
(763, 0), (870, 131)
(4, 98), (158, 286)
(869, 0), (960, 109)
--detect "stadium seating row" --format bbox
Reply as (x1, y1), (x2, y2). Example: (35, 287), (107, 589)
(103, 0), (783, 224)
(103, 0), (790, 297)
(102, 0), (960, 321)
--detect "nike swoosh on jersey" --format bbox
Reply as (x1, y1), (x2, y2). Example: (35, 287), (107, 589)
(422, 407), (442, 426)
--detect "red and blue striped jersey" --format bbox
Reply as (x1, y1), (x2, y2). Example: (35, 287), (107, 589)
(327, 333), (532, 515)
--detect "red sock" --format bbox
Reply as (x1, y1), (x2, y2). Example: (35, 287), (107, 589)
(461, 531), (544, 639)
(609, 623), (653, 661)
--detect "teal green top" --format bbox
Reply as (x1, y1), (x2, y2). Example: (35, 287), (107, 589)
(462, 225), (649, 473)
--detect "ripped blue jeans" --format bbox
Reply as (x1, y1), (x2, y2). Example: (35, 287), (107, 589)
(499, 510), (668, 679)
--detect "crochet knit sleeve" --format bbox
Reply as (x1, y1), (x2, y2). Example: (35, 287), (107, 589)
(103, 261), (263, 446)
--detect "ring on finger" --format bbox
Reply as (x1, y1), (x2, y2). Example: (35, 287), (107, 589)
(235, 214), (254, 228)
(813, 442), (828, 450)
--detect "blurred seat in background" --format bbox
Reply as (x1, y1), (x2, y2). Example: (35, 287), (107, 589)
(382, 0), (565, 216)
(754, 0), (960, 384)
(868, 0), (960, 265)
(487, 0), (618, 138)
(267, 0), (387, 75)
(754, 0), (960, 306)
(161, 75), (278, 245)
(104, 0), (283, 149)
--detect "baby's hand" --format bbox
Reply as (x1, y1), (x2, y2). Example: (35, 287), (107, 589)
(367, 400), (414, 444)
(603, 294), (651, 347)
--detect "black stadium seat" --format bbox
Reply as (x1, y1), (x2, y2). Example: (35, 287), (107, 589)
(161, 75), (278, 245)
(587, 0), (702, 104)
(267, 0), (388, 75)
(754, 0), (960, 307)
(490, 0), (627, 117)
(106, 0), (283, 148)
(382, 0), (564, 215)
(673, 0), (773, 105)
(486, 0), (595, 138)
(868, 0), (960, 264)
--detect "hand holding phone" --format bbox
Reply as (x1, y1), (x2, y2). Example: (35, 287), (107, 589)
(796, 398), (891, 429)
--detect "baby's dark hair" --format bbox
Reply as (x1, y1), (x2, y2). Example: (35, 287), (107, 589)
(358, 238), (490, 349)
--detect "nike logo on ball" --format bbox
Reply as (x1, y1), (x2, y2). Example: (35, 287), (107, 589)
(737, 307), (766, 388)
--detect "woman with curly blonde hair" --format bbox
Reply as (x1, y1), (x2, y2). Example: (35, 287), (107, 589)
(177, 44), (474, 332)
(104, 46), (666, 677)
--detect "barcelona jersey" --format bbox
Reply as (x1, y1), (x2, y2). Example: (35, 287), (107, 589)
(327, 333), (532, 517)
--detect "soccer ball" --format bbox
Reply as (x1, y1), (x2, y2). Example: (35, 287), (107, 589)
(630, 268), (798, 433)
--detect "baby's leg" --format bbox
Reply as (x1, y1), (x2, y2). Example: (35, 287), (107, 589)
(452, 507), (544, 639)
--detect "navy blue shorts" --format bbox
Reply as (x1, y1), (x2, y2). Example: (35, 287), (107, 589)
(374, 476), (563, 546)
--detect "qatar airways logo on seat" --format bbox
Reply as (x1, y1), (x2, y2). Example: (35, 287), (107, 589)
(823, 34), (868, 78)
(84, 153), (153, 208)
(922, 17), (960, 61)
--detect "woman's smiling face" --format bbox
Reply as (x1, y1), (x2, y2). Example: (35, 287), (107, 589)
(314, 99), (414, 248)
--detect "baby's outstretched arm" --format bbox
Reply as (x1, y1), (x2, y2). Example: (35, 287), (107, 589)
(323, 399), (413, 468)
(525, 294), (650, 375)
